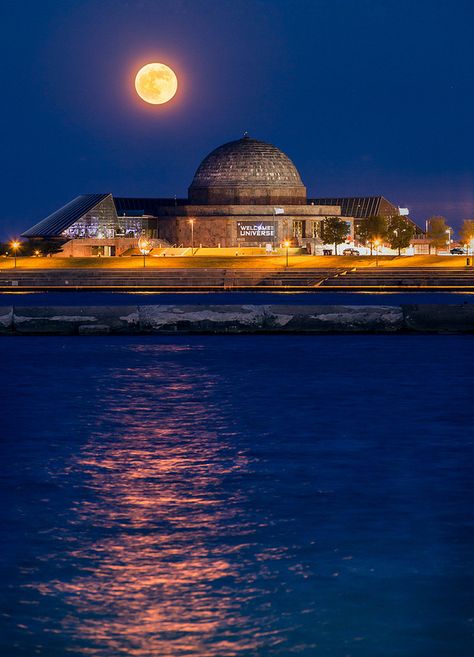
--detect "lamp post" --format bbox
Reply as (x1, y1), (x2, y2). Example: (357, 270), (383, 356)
(446, 228), (451, 251)
(284, 240), (290, 268)
(10, 241), (21, 268)
(373, 239), (380, 267)
(189, 219), (195, 255)
(138, 236), (152, 268)
(274, 207), (284, 251)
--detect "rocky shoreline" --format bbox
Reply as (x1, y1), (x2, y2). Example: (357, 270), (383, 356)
(2, 304), (474, 334)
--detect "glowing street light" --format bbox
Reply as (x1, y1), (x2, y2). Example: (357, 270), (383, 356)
(284, 240), (290, 268)
(10, 240), (21, 268)
(189, 218), (195, 255)
(446, 228), (452, 250)
(138, 236), (152, 268)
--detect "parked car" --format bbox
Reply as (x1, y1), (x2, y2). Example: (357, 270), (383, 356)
(342, 248), (360, 256)
(450, 247), (465, 255)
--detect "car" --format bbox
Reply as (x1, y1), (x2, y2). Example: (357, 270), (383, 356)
(450, 247), (465, 255)
(342, 248), (360, 256)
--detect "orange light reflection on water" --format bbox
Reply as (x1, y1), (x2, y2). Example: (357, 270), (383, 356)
(36, 349), (278, 656)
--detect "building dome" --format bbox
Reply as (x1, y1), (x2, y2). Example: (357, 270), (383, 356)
(188, 135), (307, 205)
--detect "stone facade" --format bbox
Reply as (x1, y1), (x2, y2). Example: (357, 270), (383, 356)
(60, 237), (138, 257)
(153, 204), (346, 248)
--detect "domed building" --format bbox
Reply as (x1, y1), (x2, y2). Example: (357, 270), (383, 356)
(188, 135), (307, 205)
(26, 133), (408, 254)
(149, 134), (345, 249)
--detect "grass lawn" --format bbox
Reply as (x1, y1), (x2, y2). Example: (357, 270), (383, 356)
(0, 254), (472, 270)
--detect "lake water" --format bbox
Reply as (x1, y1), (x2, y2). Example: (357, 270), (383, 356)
(1, 290), (474, 307)
(1, 336), (473, 656)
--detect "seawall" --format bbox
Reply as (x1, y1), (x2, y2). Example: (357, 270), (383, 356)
(1, 304), (474, 334)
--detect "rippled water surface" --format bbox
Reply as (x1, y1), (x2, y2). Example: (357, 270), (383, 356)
(1, 336), (473, 656)
(2, 290), (474, 305)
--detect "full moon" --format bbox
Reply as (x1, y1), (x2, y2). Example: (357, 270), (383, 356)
(134, 63), (178, 105)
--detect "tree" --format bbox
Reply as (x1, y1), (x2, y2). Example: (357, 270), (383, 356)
(427, 216), (450, 253)
(23, 240), (64, 257)
(386, 216), (415, 255)
(321, 217), (350, 255)
(37, 240), (64, 256)
(357, 215), (387, 254)
(459, 219), (474, 249)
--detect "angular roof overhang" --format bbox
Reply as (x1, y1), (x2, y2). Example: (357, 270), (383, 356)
(21, 193), (112, 238)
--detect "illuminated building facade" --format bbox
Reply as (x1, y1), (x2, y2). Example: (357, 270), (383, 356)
(311, 196), (423, 240)
(22, 135), (418, 254)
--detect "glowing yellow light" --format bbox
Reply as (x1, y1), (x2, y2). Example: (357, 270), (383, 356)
(284, 241), (290, 248)
(10, 241), (20, 250)
(135, 63), (178, 105)
(34, 249), (41, 256)
(138, 236), (152, 254)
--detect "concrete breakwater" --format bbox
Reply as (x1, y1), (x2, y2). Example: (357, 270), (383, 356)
(1, 304), (474, 334)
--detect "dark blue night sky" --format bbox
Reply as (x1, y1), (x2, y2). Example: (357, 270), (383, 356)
(1, 0), (473, 238)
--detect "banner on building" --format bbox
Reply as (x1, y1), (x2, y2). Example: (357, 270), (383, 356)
(237, 221), (275, 242)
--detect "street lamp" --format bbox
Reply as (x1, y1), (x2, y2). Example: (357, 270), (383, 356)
(446, 228), (451, 250)
(137, 236), (152, 268)
(284, 240), (290, 268)
(373, 238), (381, 267)
(10, 240), (21, 268)
(189, 218), (195, 255)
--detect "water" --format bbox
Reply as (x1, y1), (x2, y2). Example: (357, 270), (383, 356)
(1, 336), (473, 656)
(1, 290), (474, 306)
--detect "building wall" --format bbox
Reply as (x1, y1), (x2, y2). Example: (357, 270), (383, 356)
(154, 204), (343, 248)
(188, 185), (307, 206)
(58, 237), (139, 257)
(52, 204), (355, 253)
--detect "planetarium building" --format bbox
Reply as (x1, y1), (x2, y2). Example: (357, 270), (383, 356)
(22, 134), (415, 255)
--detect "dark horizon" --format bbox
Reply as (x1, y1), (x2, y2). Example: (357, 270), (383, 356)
(1, 0), (473, 240)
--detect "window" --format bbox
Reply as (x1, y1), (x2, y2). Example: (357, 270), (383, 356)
(311, 221), (322, 238)
(293, 220), (304, 238)
(63, 196), (144, 240)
